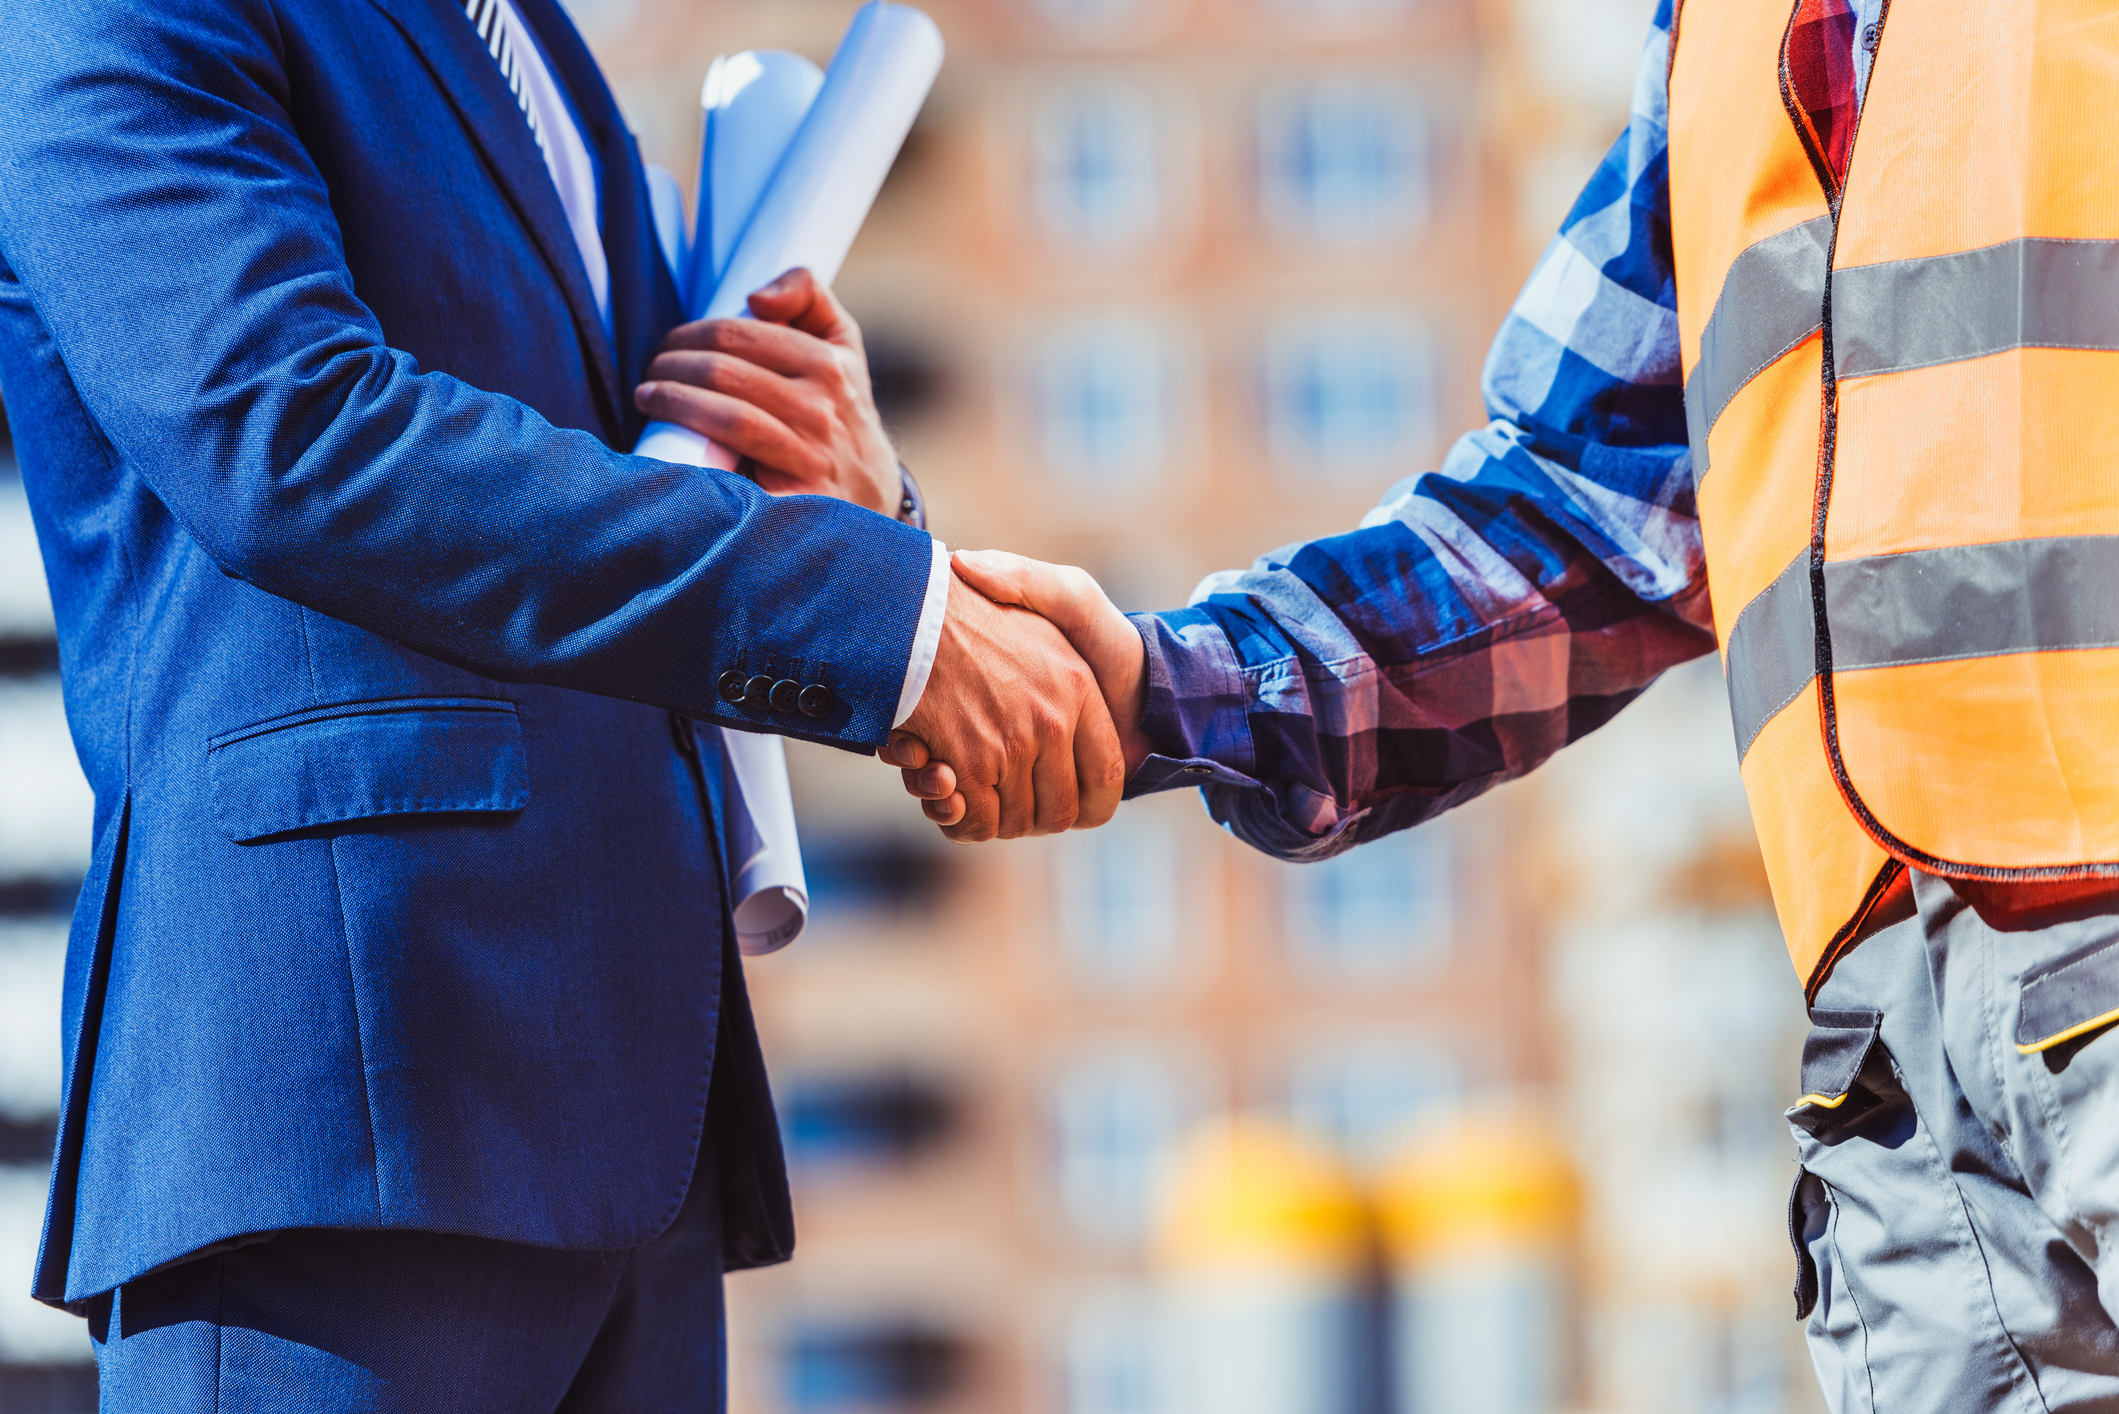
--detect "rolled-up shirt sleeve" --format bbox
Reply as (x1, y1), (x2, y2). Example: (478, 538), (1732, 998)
(1125, 0), (1716, 861)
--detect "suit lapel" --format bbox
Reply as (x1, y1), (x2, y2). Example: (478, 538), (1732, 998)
(513, 0), (685, 449)
(366, 0), (625, 437)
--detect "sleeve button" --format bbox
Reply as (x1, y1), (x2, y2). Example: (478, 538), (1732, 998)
(743, 674), (775, 709)
(716, 670), (749, 704)
(769, 679), (801, 714)
(798, 684), (835, 719)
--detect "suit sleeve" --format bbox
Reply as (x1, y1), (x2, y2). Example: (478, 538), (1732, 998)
(0, 0), (930, 749)
(1121, 0), (1716, 859)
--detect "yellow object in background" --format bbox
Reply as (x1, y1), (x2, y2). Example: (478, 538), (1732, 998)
(1380, 1111), (1578, 1414)
(1156, 1117), (1370, 1414)
(1159, 1116), (1368, 1272)
(1377, 1111), (1578, 1258)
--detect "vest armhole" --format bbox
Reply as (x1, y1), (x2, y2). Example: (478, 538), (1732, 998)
(1667, 0), (1687, 92)
(1802, 858), (1910, 1004)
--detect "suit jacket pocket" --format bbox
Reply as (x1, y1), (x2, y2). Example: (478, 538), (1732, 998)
(209, 697), (528, 843)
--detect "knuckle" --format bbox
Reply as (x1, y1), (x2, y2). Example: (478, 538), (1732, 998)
(1088, 755), (1124, 795)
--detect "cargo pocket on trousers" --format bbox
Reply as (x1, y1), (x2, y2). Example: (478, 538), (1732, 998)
(1787, 1008), (1884, 1131)
(1789, 1167), (1830, 1320)
(2018, 934), (2119, 1070)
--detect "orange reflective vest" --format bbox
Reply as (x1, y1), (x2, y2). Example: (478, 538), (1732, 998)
(1668, 0), (2119, 995)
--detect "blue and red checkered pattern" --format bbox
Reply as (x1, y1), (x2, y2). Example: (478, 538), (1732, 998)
(1783, 0), (1861, 194)
(1125, 0), (1876, 862)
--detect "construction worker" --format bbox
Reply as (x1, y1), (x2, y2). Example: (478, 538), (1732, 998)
(880, 0), (2119, 1407)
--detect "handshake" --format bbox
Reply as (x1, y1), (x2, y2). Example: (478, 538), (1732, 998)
(634, 267), (1162, 838)
(883, 551), (1152, 842)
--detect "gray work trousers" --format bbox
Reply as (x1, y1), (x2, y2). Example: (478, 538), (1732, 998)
(1792, 872), (2119, 1413)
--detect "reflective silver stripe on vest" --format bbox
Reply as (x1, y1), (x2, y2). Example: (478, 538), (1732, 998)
(1684, 215), (1834, 480)
(1835, 238), (2119, 379)
(1727, 535), (2119, 761)
(1725, 550), (1817, 760)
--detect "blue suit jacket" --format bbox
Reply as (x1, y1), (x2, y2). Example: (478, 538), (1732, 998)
(0, 0), (935, 1308)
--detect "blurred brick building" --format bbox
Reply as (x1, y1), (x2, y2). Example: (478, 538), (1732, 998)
(0, 0), (1825, 1410)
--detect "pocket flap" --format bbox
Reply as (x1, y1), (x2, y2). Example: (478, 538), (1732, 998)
(2018, 935), (2119, 1054)
(1793, 1008), (1882, 1109)
(209, 697), (528, 843)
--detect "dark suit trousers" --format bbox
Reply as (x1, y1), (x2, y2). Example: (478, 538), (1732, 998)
(88, 1159), (725, 1413)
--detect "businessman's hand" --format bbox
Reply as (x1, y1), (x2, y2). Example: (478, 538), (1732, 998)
(634, 267), (901, 513)
(890, 551), (1150, 830)
(885, 571), (1126, 843)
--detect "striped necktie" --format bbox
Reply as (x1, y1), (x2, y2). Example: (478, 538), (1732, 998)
(458, 0), (613, 332)
(465, 0), (547, 154)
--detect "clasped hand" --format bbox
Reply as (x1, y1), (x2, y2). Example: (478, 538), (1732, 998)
(639, 266), (1148, 841)
(884, 551), (1152, 843)
(634, 267), (902, 513)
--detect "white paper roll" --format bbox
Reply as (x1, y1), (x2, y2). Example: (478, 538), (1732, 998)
(635, 1), (945, 470)
(720, 727), (809, 956)
(633, 50), (821, 468)
(693, 51), (824, 309)
(636, 4), (944, 954)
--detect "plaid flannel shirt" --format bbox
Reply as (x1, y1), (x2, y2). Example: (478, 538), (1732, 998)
(1126, 0), (1881, 861)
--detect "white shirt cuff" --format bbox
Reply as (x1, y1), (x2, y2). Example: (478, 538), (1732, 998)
(893, 537), (951, 729)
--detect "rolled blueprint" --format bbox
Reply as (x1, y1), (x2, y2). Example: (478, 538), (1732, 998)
(634, 3), (944, 955)
(687, 51), (824, 313)
(635, 0), (946, 469)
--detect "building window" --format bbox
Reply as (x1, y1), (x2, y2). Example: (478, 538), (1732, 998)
(1287, 1038), (1457, 1171)
(1051, 1051), (1192, 1246)
(1031, 316), (1180, 485)
(800, 833), (951, 920)
(1281, 827), (1452, 980)
(1261, 309), (1437, 478)
(777, 1070), (959, 1172)
(1032, 84), (1162, 249)
(782, 1321), (968, 1412)
(1055, 814), (1184, 992)
(1061, 1285), (1167, 1414)
(1257, 80), (1428, 243)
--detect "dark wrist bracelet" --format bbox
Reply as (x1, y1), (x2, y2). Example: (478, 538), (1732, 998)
(895, 463), (927, 531)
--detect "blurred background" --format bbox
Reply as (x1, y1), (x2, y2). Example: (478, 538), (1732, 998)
(0, 0), (1824, 1409)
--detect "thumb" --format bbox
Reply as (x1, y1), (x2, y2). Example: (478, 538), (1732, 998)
(948, 548), (1035, 608)
(949, 549), (1110, 637)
